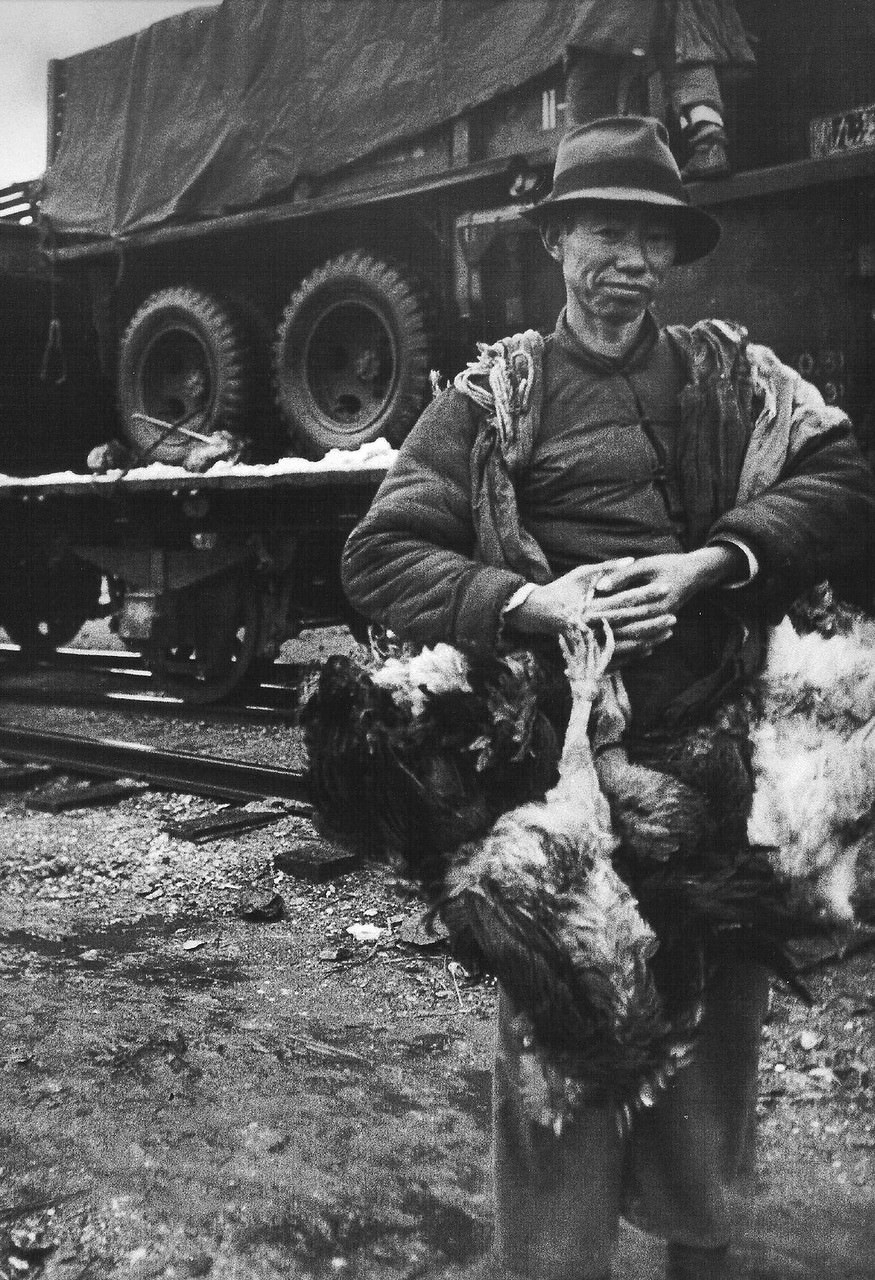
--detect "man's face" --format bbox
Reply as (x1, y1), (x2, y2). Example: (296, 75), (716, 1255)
(545, 203), (677, 326)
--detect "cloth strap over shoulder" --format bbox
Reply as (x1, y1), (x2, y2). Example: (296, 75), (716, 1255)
(739, 342), (850, 503)
(666, 318), (851, 548)
(454, 330), (552, 584)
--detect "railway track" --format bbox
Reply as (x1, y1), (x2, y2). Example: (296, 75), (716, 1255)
(0, 640), (324, 820)
(0, 721), (313, 806)
(0, 642), (319, 720)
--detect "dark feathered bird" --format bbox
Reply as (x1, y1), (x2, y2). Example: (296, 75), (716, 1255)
(301, 595), (875, 1128)
(436, 621), (676, 1126)
(300, 641), (559, 888)
(303, 622), (693, 1127)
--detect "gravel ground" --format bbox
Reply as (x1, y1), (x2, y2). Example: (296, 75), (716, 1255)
(0, 629), (873, 1279)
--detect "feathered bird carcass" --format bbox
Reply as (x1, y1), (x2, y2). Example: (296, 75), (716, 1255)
(747, 606), (875, 924)
(435, 618), (687, 1132)
(301, 591), (875, 1128)
(300, 638), (562, 885)
(302, 613), (695, 1128)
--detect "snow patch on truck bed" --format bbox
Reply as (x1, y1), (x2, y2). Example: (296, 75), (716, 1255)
(0, 438), (397, 487)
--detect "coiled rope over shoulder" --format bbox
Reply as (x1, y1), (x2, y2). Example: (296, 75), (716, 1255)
(454, 336), (538, 445)
(454, 330), (551, 583)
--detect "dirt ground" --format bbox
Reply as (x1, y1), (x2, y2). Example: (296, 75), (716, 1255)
(1, 630), (873, 1280)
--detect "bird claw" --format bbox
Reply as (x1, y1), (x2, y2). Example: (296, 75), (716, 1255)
(560, 616), (615, 692)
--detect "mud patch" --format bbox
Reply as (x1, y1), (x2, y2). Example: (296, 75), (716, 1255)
(401, 1187), (485, 1264)
(0, 919), (245, 988)
(403, 1031), (456, 1058)
(452, 1066), (492, 1118)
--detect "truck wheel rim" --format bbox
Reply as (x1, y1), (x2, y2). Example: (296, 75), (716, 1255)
(137, 328), (216, 436)
(301, 299), (397, 435)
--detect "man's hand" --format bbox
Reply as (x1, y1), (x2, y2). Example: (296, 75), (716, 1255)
(508, 546), (744, 662)
(508, 559), (635, 636)
(591, 546), (745, 660)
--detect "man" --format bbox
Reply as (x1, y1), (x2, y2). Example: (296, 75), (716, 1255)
(565, 0), (755, 180)
(341, 118), (875, 1279)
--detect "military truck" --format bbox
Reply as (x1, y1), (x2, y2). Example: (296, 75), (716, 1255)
(1, 0), (873, 699)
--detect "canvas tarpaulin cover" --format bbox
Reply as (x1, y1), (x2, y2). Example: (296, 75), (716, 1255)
(41, 0), (579, 238)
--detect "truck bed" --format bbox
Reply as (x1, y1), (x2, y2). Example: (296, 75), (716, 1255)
(0, 445), (394, 498)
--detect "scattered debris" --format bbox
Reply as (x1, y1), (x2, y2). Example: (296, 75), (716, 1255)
(236, 888), (284, 922)
(346, 923), (384, 943)
(287, 1035), (369, 1066)
(274, 837), (359, 882)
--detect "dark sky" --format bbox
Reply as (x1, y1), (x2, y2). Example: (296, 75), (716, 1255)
(0, 0), (216, 187)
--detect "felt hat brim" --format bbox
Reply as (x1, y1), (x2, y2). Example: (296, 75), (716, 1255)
(522, 188), (721, 265)
(521, 116), (722, 266)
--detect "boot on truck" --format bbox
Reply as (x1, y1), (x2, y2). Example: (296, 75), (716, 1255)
(3, 0), (875, 699)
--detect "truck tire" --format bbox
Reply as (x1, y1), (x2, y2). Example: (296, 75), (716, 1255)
(273, 251), (430, 456)
(118, 286), (249, 464)
(146, 573), (262, 704)
(1, 554), (101, 654)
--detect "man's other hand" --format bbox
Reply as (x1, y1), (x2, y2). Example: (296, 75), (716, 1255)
(507, 547), (743, 661)
(590, 546), (744, 659)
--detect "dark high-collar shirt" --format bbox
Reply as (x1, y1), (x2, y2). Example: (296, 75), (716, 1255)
(519, 310), (731, 727)
(517, 310), (687, 571)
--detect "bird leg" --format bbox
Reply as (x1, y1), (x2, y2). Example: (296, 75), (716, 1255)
(556, 612), (615, 797)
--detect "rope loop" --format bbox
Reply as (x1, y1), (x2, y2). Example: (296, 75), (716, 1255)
(453, 337), (536, 447)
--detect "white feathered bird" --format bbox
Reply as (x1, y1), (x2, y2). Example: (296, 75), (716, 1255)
(749, 611), (875, 923)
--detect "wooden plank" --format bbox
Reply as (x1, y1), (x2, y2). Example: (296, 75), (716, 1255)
(274, 837), (359, 882)
(163, 807), (288, 843)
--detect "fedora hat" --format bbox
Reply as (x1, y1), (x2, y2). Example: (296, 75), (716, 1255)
(524, 116), (721, 265)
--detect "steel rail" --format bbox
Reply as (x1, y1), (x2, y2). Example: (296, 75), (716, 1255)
(0, 686), (300, 724)
(0, 643), (313, 687)
(0, 645), (316, 717)
(0, 723), (312, 806)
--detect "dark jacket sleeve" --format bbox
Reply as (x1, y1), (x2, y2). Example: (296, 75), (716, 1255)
(707, 419), (875, 608)
(341, 389), (527, 650)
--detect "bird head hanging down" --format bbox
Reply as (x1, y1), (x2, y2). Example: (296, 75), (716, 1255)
(437, 610), (676, 1130)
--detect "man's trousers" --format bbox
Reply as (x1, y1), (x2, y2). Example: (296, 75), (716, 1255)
(490, 959), (770, 1279)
